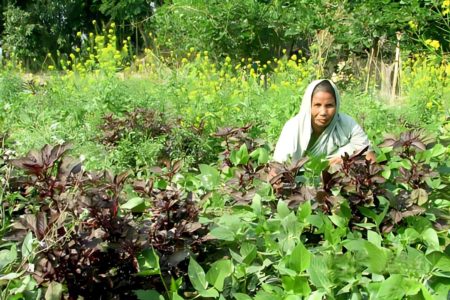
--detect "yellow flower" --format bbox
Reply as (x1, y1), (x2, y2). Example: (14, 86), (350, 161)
(408, 20), (417, 30)
(76, 31), (82, 38)
(443, 0), (450, 13)
(426, 101), (433, 109)
(425, 39), (440, 50)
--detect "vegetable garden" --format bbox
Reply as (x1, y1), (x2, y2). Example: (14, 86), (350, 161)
(0, 5), (449, 299)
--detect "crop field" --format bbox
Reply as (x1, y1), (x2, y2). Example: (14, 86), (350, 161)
(0, 5), (449, 300)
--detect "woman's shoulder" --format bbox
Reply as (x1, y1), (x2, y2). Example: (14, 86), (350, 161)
(282, 114), (302, 128)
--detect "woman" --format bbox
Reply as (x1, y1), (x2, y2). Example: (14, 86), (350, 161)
(273, 79), (375, 164)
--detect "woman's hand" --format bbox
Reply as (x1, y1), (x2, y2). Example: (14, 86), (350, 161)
(365, 151), (376, 163)
(328, 156), (343, 165)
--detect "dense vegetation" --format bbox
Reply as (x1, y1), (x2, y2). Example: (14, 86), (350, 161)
(0, 0), (450, 69)
(0, 1), (449, 299)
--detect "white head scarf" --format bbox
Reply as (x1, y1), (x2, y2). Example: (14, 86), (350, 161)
(273, 79), (370, 162)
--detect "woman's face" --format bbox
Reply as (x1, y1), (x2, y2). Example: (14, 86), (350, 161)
(311, 91), (336, 134)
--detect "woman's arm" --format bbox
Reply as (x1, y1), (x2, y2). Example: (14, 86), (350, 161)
(329, 119), (374, 164)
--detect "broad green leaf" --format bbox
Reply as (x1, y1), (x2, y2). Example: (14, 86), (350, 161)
(230, 144), (249, 165)
(170, 276), (183, 292)
(277, 200), (290, 218)
(282, 276), (311, 295)
(420, 284), (434, 300)
(403, 228), (420, 242)
(422, 228), (440, 253)
(45, 281), (63, 300)
(281, 212), (303, 238)
(233, 293), (253, 300)
(250, 147), (269, 165)
(308, 255), (332, 292)
(403, 278), (421, 296)
(121, 197), (145, 211)
(376, 274), (405, 300)
(430, 144), (445, 157)
(297, 201), (311, 221)
(257, 148), (269, 165)
(411, 188), (428, 206)
(21, 231), (33, 258)
(254, 290), (281, 300)
(137, 248), (160, 276)
(343, 240), (387, 274)
(198, 164), (220, 190)
(435, 255), (450, 272)
(306, 291), (327, 300)
(170, 292), (184, 300)
(198, 288), (219, 298)
(329, 213), (347, 228)
(0, 272), (22, 281)
(364, 242), (388, 274)
(134, 290), (165, 300)
(367, 230), (382, 248)
(381, 166), (391, 179)
(206, 259), (233, 291)
(240, 243), (257, 264)
(288, 242), (311, 273)
(251, 194), (262, 215)
(210, 226), (235, 241)
(188, 257), (208, 291)
(0, 244), (17, 270)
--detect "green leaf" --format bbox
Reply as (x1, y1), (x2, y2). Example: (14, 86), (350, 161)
(188, 257), (208, 291)
(233, 293), (253, 300)
(306, 290), (327, 300)
(121, 197), (145, 212)
(282, 276), (311, 295)
(0, 244), (17, 270)
(251, 194), (262, 215)
(277, 200), (290, 218)
(430, 144), (445, 157)
(257, 148), (269, 165)
(422, 228), (440, 253)
(240, 243), (257, 265)
(137, 248), (160, 276)
(381, 166), (391, 179)
(250, 147), (268, 165)
(45, 281), (63, 300)
(198, 164), (220, 190)
(206, 259), (233, 291)
(288, 242), (311, 273)
(366, 245), (388, 274)
(170, 276), (183, 293)
(376, 274), (405, 300)
(134, 290), (165, 300)
(0, 272), (22, 281)
(297, 201), (311, 221)
(367, 230), (382, 248)
(411, 189), (428, 206)
(403, 278), (421, 296)
(210, 226), (235, 241)
(21, 231), (33, 258)
(230, 144), (249, 165)
(308, 255), (332, 292)
(170, 292), (184, 300)
(198, 288), (219, 298)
